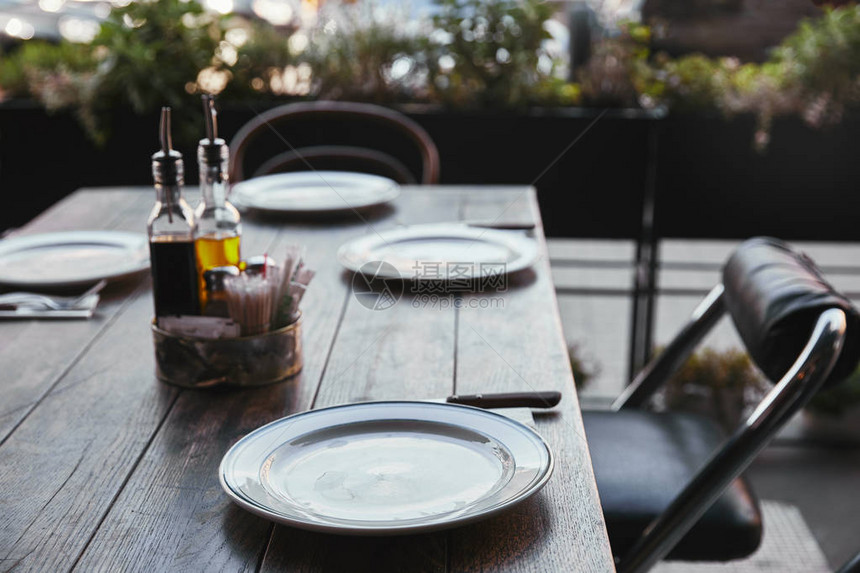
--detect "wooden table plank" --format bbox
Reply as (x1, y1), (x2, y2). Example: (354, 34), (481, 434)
(0, 189), (152, 442)
(451, 191), (615, 572)
(0, 186), (614, 573)
(259, 189), (462, 572)
(74, 192), (455, 571)
(0, 289), (177, 572)
(1, 187), (283, 571)
(69, 198), (290, 572)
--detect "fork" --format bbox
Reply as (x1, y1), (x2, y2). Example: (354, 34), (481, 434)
(0, 280), (108, 310)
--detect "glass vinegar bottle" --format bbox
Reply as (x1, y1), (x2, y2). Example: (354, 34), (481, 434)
(148, 107), (200, 318)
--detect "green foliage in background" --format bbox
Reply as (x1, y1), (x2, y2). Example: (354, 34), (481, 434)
(578, 22), (651, 107)
(0, 41), (95, 101)
(806, 365), (860, 416)
(658, 348), (769, 429)
(666, 348), (766, 395)
(617, 6), (860, 147)
(0, 0), (576, 143)
(220, 22), (294, 102)
(5, 0), (860, 145)
(428, 0), (577, 108)
(304, 3), (427, 103)
(568, 344), (600, 390)
(87, 0), (226, 142)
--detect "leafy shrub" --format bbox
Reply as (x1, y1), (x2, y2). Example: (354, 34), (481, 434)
(657, 348), (769, 429)
(806, 365), (860, 417)
(625, 6), (860, 147)
(0, 0), (581, 142)
(428, 0), (576, 108)
(305, 3), (428, 103)
(568, 343), (600, 390)
(7, 0), (860, 148)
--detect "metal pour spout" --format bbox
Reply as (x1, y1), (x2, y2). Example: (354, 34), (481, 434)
(203, 95), (218, 142)
(160, 106), (173, 153)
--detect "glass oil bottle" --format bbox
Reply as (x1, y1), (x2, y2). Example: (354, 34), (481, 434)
(194, 95), (241, 311)
(148, 107), (201, 318)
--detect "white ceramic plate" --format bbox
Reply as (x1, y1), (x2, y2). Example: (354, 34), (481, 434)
(219, 401), (553, 535)
(0, 231), (149, 288)
(232, 171), (400, 214)
(337, 223), (539, 280)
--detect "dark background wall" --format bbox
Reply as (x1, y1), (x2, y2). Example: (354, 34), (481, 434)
(2, 103), (858, 241)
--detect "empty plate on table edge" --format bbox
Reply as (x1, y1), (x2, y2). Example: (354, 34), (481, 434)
(0, 230), (149, 288)
(219, 401), (554, 535)
(336, 223), (539, 280)
(231, 171), (400, 214)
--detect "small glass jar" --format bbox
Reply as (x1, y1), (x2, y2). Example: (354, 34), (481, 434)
(202, 266), (239, 317)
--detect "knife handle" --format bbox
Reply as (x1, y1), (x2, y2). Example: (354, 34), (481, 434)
(447, 391), (561, 409)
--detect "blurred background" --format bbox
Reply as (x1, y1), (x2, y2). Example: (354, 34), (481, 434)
(3, 0), (859, 238)
(3, 2), (860, 568)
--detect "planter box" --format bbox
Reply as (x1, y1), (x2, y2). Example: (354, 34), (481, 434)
(0, 102), (654, 239)
(9, 102), (857, 242)
(655, 114), (860, 241)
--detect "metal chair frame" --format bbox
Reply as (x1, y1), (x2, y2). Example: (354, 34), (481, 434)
(604, 284), (848, 573)
(229, 101), (441, 185)
(252, 146), (417, 184)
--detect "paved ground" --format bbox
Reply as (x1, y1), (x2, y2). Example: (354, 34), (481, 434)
(549, 238), (860, 570)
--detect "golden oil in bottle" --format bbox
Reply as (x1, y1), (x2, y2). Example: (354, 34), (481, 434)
(196, 234), (240, 271)
(195, 234), (240, 307)
(194, 95), (241, 312)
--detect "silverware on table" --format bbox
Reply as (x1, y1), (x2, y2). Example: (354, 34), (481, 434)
(0, 279), (107, 319)
(446, 391), (561, 409)
(465, 221), (537, 231)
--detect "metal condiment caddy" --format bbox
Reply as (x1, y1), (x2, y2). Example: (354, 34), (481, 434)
(148, 100), (312, 389)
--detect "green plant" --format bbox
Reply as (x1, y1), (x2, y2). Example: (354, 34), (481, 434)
(0, 42), (96, 101)
(220, 22), (295, 101)
(773, 6), (860, 125)
(658, 348), (769, 429)
(568, 344), (600, 390)
(304, 2), (429, 103)
(428, 0), (577, 108)
(580, 22), (652, 107)
(83, 0), (229, 143)
(626, 6), (860, 148)
(0, 0), (583, 136)
(806, 365), (860, 417)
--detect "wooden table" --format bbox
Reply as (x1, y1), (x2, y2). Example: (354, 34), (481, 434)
(0, 185), (614, 572)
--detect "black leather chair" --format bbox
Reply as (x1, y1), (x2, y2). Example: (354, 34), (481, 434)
(229, 101), (440, 185)
(583, 237), (860, 573)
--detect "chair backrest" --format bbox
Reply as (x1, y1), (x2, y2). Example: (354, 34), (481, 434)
(611, 237), (860, 573)
(229, 101), (440, 185)
(722, 237), (860, 387)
